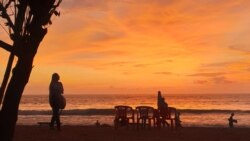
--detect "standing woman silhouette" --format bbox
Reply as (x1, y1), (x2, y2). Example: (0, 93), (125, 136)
(49, 73), (64, 131)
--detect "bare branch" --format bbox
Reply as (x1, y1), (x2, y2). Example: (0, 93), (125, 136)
(14, 1), (27, 37)
(0, 2), (15, 33)
(4, 0), (12, 9)
(54, 0), (62, 7)
(0, 40), (12, 52)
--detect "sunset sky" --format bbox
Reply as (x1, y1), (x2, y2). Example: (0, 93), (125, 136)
(1, 0), (250, 94)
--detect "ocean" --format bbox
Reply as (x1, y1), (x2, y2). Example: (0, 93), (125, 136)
(17, 94), (250, 127)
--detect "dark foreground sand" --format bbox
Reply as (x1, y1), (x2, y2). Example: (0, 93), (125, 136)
(14, 125), (250, 141)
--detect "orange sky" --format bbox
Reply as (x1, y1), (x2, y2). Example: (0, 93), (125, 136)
(1, 0), (250, 94)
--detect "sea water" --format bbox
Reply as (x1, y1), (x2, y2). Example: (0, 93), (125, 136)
(16, 94), (250, 127)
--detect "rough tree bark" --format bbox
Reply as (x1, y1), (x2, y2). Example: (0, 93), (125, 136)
(0, 0), (62, 140)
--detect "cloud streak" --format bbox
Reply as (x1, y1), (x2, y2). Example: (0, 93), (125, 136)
(188, 72), (226, 77)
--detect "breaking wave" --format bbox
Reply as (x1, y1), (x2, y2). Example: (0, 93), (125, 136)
(18, 109), (250, 115)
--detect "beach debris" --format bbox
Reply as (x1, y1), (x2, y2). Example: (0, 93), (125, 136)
(94, 120), (111, 128)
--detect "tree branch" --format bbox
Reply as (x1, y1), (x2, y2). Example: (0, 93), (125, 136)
(0, 40), (12, 52)
(0, 3), (15, 32)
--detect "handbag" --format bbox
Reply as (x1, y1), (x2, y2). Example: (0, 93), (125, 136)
(58, 94), (66, 109)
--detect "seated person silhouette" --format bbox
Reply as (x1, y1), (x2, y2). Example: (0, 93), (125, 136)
(228, 113), (237, 128)
(157, 91), (169, 127)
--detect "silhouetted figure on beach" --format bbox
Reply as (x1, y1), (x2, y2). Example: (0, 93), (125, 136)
(157, 91), (168, 109)
(157, 91), (169, 127)
(95, 120), (100, 127)
(175, 111), (182, 128)
(228, 113), (237, 128)
(49, 73), (64, 131)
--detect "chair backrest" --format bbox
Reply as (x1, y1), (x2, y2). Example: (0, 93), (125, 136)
(168, 107), (177, 119)
(114, 105), (134, 118)
(136, 106), (155, 119)
(158, 106), (176, 119)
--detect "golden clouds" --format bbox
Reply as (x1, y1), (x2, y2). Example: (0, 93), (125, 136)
(16, 0), (250, 94)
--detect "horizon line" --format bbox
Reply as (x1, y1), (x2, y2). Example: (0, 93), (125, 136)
(23, 93), (250, 95)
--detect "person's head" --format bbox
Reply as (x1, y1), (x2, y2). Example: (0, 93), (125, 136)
(158, 91), (161, 96)
(52, 73), (60, 82)
(231, 113), (234, 116)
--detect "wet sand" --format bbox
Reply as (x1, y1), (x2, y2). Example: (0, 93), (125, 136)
(13, 125), (250, 141)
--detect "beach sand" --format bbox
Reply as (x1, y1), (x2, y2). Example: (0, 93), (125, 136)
(13, 125), (250, 141)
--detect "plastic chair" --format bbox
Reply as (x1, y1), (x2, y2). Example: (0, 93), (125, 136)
(114, 105), (135, 129)
(135, 106), (156, 129)
(157, 107), (177, 129)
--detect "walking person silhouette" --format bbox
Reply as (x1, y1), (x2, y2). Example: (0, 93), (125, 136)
(49, 73), (64, 131)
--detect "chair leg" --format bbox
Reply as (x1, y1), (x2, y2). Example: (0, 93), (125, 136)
(114, 119), (118, 129)
(126, 119), (129, 129)
(153, 119), (156, 128)
(170, 119), (174, 130)
(148, 119), (151, 129)
(156, 118), (161, 129)
(137, 118), (139, 129)
(143, 118), (146, 128)
(132, 119), (135, 128)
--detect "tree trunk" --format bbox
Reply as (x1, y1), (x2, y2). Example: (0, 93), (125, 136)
(0, 57), (33, 140)
(0, 0), (60, 140)
(0, 54), (14, 105)
(0, 28), (47, 141)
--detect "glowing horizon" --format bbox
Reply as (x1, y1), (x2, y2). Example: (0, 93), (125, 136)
(1, 0), (250, 95)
